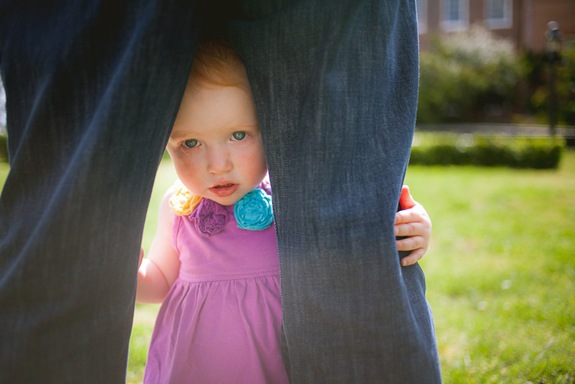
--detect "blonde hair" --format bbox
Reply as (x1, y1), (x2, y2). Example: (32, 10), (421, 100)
(188, 40), (247, 88)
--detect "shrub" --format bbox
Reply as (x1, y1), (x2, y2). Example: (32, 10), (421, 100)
(418, 26), (524, 124)
(410, 132), (565, 169)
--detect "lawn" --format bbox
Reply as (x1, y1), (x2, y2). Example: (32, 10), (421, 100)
(1, 151), (574, 383)
(405, 152), (575, 383)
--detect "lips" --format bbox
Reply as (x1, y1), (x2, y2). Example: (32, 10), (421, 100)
(209, 182), (239, 198)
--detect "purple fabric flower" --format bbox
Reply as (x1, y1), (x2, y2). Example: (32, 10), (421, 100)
(234, 189), (274, 231)
(190, 199), (229, 237)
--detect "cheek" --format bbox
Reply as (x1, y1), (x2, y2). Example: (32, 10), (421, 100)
(257, 154), (268, 173)
(250, 152), (268, 179)
(172, 157), (200, 182)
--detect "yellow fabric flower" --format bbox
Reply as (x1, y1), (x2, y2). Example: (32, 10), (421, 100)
(168, 180), (203, 216)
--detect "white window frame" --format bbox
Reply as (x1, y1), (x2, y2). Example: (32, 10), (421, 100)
(417, 0), (428, 34)
(485, 0), (513, 29)
(440, 0), (469, 32)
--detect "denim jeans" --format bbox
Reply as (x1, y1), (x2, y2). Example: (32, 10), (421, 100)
(229, 1), (441, 382)
(0, 0), (441, 383)
(0, 2), (202, 382)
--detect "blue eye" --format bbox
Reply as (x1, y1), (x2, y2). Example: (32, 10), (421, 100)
(184, 139), (199, 148)
(232, 131), (246, 141)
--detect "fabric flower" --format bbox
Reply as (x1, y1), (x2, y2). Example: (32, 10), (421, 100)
(234, 189), (274, 231)
(191, 198), (229, 237)
(169, 180), (203, 216)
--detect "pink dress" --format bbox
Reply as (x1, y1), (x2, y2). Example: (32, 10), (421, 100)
(144, 189), (288, 384)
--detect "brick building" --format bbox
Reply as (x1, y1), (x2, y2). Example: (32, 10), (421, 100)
(417, 0), (575, 52)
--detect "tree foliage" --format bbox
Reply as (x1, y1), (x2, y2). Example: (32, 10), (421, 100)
(418, 25), (524, 124)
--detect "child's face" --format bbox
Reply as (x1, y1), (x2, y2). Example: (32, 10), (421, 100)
(166, 80), (267, 206)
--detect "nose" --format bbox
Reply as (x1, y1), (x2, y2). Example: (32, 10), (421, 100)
(207, 145), (233, 174)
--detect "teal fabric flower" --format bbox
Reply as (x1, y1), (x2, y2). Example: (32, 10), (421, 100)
(234, 189), (274, 231)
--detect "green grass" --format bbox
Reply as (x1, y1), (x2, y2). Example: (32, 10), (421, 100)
(2, 152), (574, 383)
(406, 151), (575, 383)
(0, 162), (8, 190)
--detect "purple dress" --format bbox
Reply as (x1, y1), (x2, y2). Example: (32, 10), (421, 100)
(143, 189), (288, 384)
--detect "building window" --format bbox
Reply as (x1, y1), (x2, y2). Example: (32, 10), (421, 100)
(485, 0), (512, 29)
(441, 0), (469, 31)
(417, 0), (428, 34)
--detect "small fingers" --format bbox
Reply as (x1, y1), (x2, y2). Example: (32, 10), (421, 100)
(395, 204), (429, 225)
(400, 248), (426, 267)
(394, 221), (427, 237)
(396, 235), (426, 251)
(399, 185), (416, 209)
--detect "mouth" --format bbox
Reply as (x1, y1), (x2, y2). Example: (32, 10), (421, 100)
(209, 182), (239, 198)
(213, 183), (234, 189)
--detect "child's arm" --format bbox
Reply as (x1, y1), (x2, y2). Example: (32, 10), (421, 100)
(395, 185), (432, 267)
(136, 192), (182, 304)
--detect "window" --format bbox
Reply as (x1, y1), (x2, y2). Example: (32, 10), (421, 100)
(417, 0), (428, 34)
(441, 0), (469, 31)
(485, 0), (512, 29)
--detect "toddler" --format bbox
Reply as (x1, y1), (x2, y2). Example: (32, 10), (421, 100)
(136, 40), (432, 383)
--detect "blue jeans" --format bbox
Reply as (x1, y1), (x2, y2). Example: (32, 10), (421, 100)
(229, 2), (441, 382)
(0, 1), (441, 382)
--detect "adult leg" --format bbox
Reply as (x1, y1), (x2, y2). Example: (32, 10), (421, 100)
(0, 2), (200, 382)
(229, 0), (442, 382)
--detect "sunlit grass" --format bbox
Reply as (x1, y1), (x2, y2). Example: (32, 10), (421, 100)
(408, 151), (575, 383)
(0, 162), (8, 190)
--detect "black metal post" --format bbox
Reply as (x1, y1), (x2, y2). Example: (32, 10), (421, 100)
(545, 21), (561, 137)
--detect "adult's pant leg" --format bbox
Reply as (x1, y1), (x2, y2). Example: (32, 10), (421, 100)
(229, 1), (442, 382)
(0, 2), (200, 382)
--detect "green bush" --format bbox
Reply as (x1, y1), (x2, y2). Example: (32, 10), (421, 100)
(409, 143), (471, 165)
(410, 132), (565, 169)
(418, 26), (524, 124)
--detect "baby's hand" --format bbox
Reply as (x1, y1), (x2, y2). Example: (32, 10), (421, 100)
(395, 186), (432, 267)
